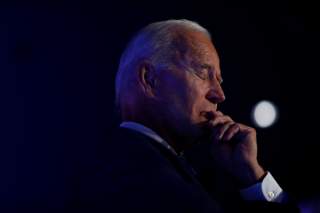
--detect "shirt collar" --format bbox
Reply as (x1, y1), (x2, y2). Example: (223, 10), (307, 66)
(120, 121), (178, 155)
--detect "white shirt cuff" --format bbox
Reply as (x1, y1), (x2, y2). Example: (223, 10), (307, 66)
(240, 172), (286, 203)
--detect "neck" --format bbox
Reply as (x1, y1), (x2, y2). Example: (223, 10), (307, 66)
(123, 116), (187, 153)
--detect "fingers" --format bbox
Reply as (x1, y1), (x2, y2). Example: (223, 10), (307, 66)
(206, 111), (233, 128)
(207, 112), (254, 143)
(216, 123), (255, 143)
(206, 112), (235, 142)
(221, 123), (240, 141)
(235, 123), (256, 138)
(215, 122), (235, 140)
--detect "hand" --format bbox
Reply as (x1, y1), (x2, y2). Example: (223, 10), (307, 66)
(205, 111), (266, 187)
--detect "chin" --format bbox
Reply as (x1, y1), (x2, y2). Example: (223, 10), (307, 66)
(184, 123), (206, 141)
(192, 121), (212, 141)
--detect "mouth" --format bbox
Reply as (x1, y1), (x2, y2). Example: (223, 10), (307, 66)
(198, 111), (214, 130)
(199, 110), (224, 131)
(200, 110), (216, 120)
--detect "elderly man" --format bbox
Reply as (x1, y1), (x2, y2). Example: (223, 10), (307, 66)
(78, 19), (299, 212)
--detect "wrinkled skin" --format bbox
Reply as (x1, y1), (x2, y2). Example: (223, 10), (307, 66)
(134, 29), (265, 185)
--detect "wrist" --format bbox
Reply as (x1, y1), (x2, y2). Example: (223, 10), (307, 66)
(237, 163), (266, 188)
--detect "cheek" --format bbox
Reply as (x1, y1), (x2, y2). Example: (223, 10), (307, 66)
(187, 82), (208, 122)
(157, 83), (189, 119)
(164, 85), (196, 123)
(158, 72), (207, 122)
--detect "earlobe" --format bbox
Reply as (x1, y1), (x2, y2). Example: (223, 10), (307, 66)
(138, 61), (157, 97)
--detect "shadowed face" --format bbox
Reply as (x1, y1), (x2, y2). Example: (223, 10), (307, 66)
(153, 30), (225, 148)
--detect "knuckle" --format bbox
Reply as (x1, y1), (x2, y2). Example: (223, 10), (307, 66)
(224, 115), (232, 121)
(233, 123), (241, 129)
(216, 111), (223, 115)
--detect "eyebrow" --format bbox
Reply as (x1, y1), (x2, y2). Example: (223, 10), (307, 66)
(200, 63), (212, 70)
(200, 63), (223, 83)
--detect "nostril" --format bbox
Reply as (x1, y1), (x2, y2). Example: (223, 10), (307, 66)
(221, 94), (226, 102)
(209, 92), (225, 103)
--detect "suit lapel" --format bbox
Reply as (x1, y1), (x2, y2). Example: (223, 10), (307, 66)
(119, 127), (201, 185)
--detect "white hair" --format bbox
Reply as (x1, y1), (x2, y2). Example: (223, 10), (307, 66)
(115, 19), (211, 109)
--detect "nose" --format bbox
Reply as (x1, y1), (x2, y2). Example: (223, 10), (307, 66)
(205, 83), (225, 104)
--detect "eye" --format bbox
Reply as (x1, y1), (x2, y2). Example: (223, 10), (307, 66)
(194, 64), (212, 80)
(195, 68), (209, 80)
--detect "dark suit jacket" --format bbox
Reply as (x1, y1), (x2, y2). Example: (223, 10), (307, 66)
(71, 127), (299, 213)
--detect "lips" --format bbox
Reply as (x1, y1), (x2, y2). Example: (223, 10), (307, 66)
(200, 111), (215, 120)
(199, 111), (215, 131)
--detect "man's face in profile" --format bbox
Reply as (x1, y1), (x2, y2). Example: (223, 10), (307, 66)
(154, 30), (225, 145)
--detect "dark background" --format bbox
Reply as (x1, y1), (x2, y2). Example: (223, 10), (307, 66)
(1, 0), (320, 210)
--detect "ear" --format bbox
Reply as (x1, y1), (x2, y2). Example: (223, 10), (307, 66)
(138, 61), (158, 97)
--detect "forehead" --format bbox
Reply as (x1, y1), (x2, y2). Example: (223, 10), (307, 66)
(172, 30), (220, 71)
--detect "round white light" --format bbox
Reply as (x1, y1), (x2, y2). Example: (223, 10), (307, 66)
(252, 100), (278, 128)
